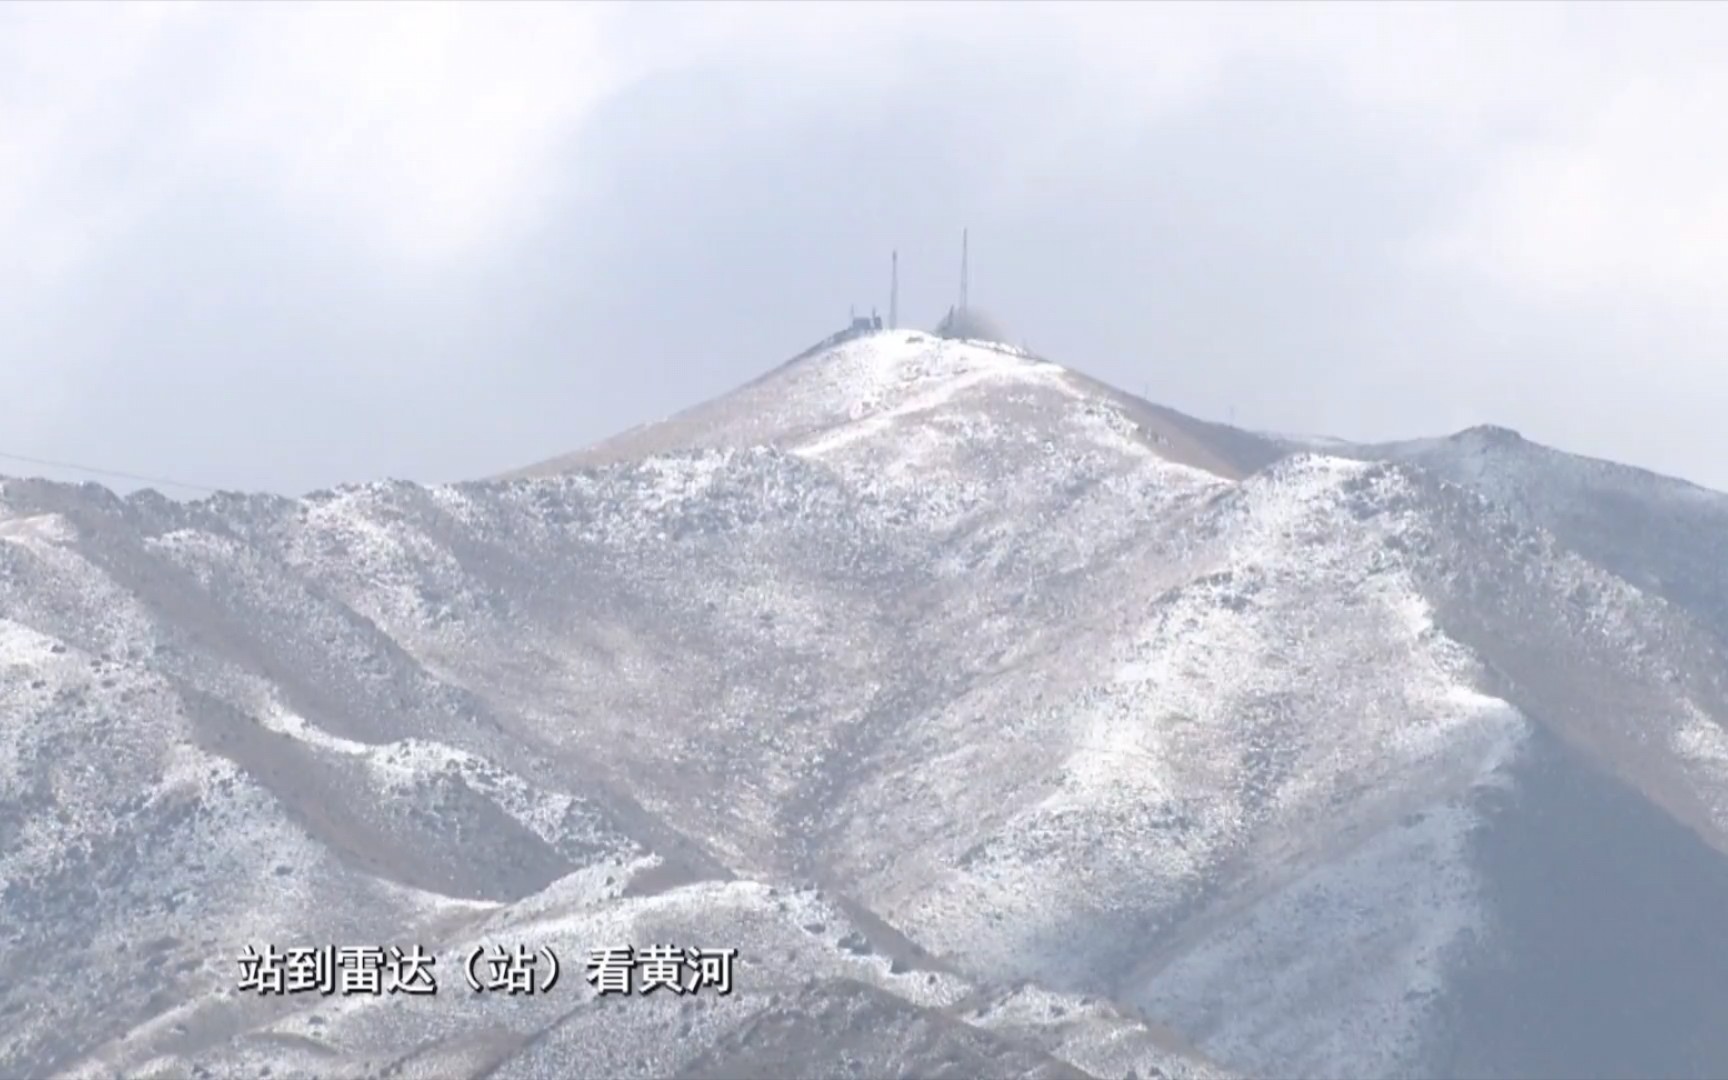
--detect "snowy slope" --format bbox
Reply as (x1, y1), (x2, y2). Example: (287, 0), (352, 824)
(511, 331), (1278, 483)
(1340, 425), (1728, 646)
(6, 332), (1728, 1079)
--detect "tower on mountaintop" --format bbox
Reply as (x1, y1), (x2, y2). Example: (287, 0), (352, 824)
(890, 250), (899, 331)
(936, 227), (1006, 343)
(959, 227), (969, 316)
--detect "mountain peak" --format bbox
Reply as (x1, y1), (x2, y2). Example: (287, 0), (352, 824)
(13, 320), (1728, 1080)
(1454, 423), (1527, 445)
(506, 330), (1276, 483)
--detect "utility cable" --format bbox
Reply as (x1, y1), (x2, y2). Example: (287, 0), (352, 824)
(0, 449), (223, 494)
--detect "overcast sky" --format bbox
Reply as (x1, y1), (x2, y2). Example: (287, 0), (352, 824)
(4, 0), (1727, 495)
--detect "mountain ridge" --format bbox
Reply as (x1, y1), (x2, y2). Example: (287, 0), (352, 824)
(5, 331), (1728, 1079)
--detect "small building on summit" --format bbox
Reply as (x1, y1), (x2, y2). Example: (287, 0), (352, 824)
(788, 305), (887, 364)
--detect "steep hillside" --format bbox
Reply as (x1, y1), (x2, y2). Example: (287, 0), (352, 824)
(5, 331), (1728, 1079)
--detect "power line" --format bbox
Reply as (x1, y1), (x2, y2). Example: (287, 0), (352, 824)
(0, 449), (223, 494)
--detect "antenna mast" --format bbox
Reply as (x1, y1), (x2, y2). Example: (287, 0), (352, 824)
(890, 250), (899, 330)
(959, 228), (969, 315)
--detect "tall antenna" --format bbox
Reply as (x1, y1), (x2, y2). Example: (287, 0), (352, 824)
(890, 250), (899, 330)
(959, 228), (969, 314)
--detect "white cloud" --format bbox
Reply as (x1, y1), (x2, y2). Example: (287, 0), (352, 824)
(10, 0), (1727, 295)
(3, 1), (1728, 490)
(184, 2), (628, 266)
(1427, 65), (1728, 313)
(1378, 3), (1728, 316)
(0, 4), (185, 287)
(1, 2), (628, 276)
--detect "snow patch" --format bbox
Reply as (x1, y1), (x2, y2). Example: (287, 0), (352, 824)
(0, 512), (75, 548)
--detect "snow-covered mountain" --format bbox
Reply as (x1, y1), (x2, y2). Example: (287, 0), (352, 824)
(1311, 425), (1728, 648)
(6, 329), (1728, 1079)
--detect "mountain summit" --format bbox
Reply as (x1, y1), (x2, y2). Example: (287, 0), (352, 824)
(509, 330), (1280, 481)
(6, 330), (1728, 1079)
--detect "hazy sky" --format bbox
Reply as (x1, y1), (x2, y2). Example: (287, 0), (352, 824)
(5, 0), (1728, 494)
